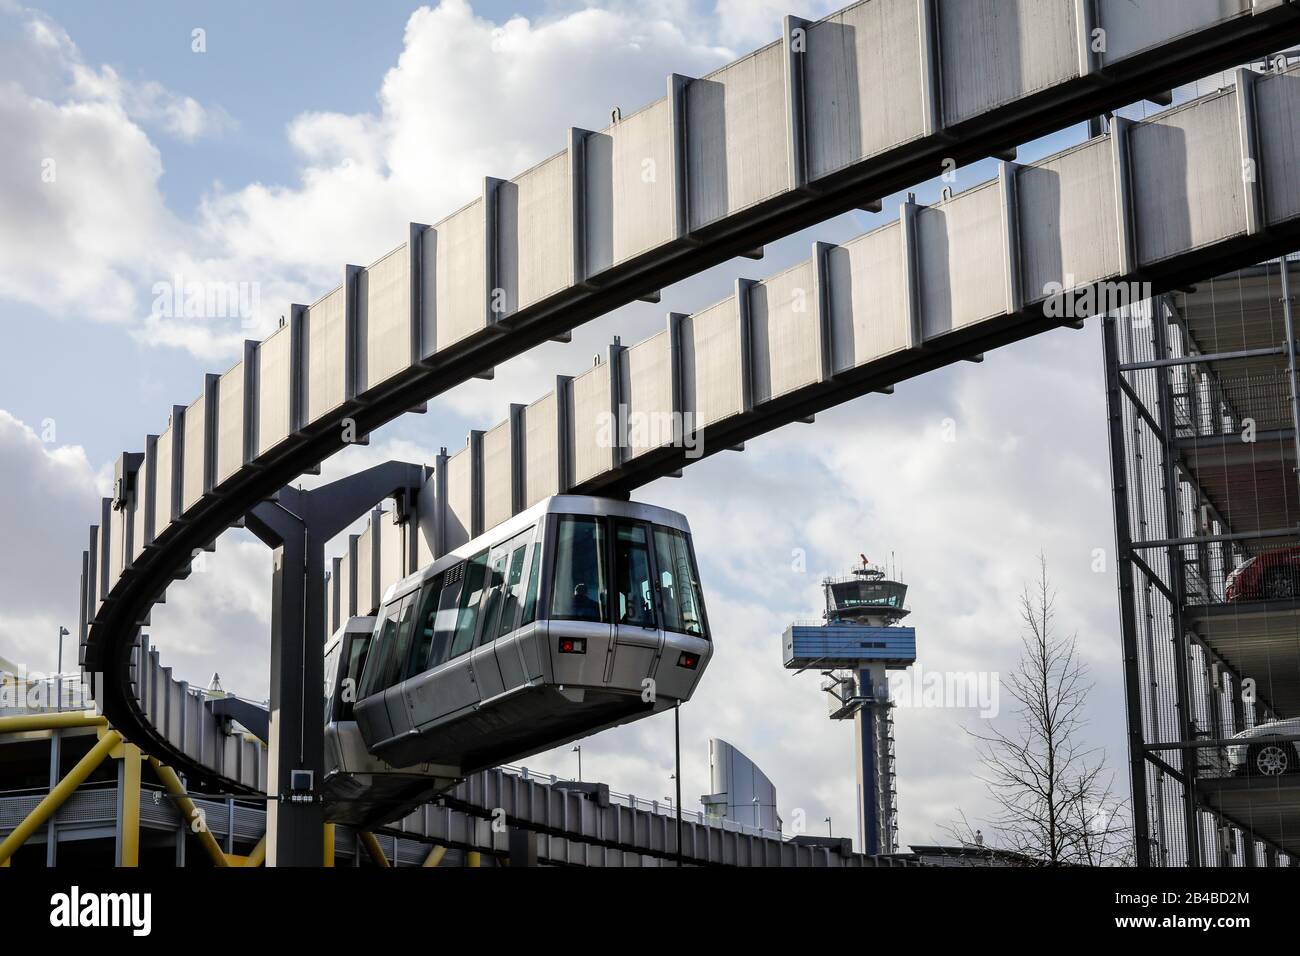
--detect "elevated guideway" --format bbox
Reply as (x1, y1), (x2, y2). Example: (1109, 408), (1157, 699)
(82, 0), (1300, 747)
(364, 69), (1300, 565)
(91, 61), (1300, 798)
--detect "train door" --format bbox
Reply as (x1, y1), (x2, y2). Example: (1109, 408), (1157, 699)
(325, 624), (372, 775)
(479, 527), (532, 689)
(353, 602), (400, 746)
(607, 517), (663, 687)
(469, 540), (511, 700)
(406, 554), (487, 730)
(549, 515), (612, 686)
(380, 592), (419, 739)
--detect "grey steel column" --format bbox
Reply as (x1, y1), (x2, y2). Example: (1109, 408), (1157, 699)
(265, 520), (325, 867)
(854, 667), (879, 856)
(508, 827), (538, 867)
(1102, 315), (1153, 867)
(1280, 257), (1300, 494)
(247, 461), (428, 866)
(47, 729), (60, 866)
(1150, 301), (1202, 867)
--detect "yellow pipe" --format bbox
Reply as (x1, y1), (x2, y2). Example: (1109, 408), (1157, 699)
(0, 729), (121, 865)
(422, 845), (447, 868)
(359, 830), (390, 867)
(243, 835), (266, 867)
(119, 743), (141, 867)
(0, 712), (105, 734)
(146, 756), (230, 868)
(467, 851), (481, 868)
(323, 824), (335, 867)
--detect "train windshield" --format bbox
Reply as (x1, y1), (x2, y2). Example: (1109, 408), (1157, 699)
(551, 516), (609, 622)
(550, 515), (708, 639)
(328, 631), (370, 722)
(652, 526), (707, 638)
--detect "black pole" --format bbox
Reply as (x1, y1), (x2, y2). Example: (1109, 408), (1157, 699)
(674, 701), (683, 867)
(1102, 315), (1153, 867)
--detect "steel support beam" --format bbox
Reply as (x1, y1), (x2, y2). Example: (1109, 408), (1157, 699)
(1103, 315), (1154, 867)
(1280, 257), (1300, 500)
(243, 460), (427, 866)
(115, 741), (141, 867)
(1151, 303), (1202, 867)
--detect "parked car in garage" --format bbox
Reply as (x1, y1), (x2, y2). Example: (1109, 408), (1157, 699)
(1228, 718), (1300, 777)
(1225, 547), (1300, 601)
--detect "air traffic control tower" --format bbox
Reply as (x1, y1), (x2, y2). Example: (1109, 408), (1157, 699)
(784, 556), (916, 856)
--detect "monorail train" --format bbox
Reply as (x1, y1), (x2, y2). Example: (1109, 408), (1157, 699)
(322, 495), (712, 823)
(322, 617), (462, 825)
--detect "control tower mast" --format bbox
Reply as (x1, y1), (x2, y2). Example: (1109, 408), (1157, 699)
(783, 554), (917, 856)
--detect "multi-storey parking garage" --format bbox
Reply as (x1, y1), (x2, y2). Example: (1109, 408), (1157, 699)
(1105, 257), (1300, 866)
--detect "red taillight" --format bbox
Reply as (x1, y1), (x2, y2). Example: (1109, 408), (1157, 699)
(559, 638), (587, 654)
(677, 651), (700, 669)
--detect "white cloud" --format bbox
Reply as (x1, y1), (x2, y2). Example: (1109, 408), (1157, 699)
(0, 1), (734, 361)
(0, 410), (101, 670)
(711, 0), (838, 48)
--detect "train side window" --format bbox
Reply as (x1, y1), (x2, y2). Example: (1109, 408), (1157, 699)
(519, 527), (543, 626)
(449, 551), (489, 659)
(358, 602), (400, 698)
(615, 521), (656, 628)
(550, 516), (608, 622)
(324, 642), (341, 722)
(653, 526), (709, 639)
(477, 546), (511, 647)
(379, 592), (418, 691)
(428, 565), (464, 667)
(496, 538), (531, 639)
(404, 576), (442, 681)
(338, 632), (370, 722)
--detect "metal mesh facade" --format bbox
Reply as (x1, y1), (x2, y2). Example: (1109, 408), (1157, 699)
(1104, 262), (1300, 867)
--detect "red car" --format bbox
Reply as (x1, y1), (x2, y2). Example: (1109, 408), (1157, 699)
(1225, 547), (1300, 602)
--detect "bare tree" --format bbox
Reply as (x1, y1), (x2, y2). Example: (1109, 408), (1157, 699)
(946, 555), (1130, 865)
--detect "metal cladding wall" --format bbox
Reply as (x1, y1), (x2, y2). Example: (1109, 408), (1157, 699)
(77, 0), (1300, 788)
(130, 634), (266, 792)
(254, 323), (292, 457)
(425, 69), (1300, 510)
(783, 624), (919, 669)
(706, 738), (783, 833)
(101, 67), (1300, 644)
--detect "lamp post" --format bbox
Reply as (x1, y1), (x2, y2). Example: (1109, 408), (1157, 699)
(572, 745), (582, 782)
(825, 815), (832, 836)
(56, 626), (69, 708)
(674, 700), (683, 867)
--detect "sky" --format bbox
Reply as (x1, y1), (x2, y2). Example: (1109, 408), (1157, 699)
(0, 0), (1206, 853)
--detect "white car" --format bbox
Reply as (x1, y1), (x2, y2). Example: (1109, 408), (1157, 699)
(1227, 718), (1300, 777)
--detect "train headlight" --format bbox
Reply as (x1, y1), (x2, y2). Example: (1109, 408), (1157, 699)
(677, 651), (700, 669)
(558, 638), (587, 654)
